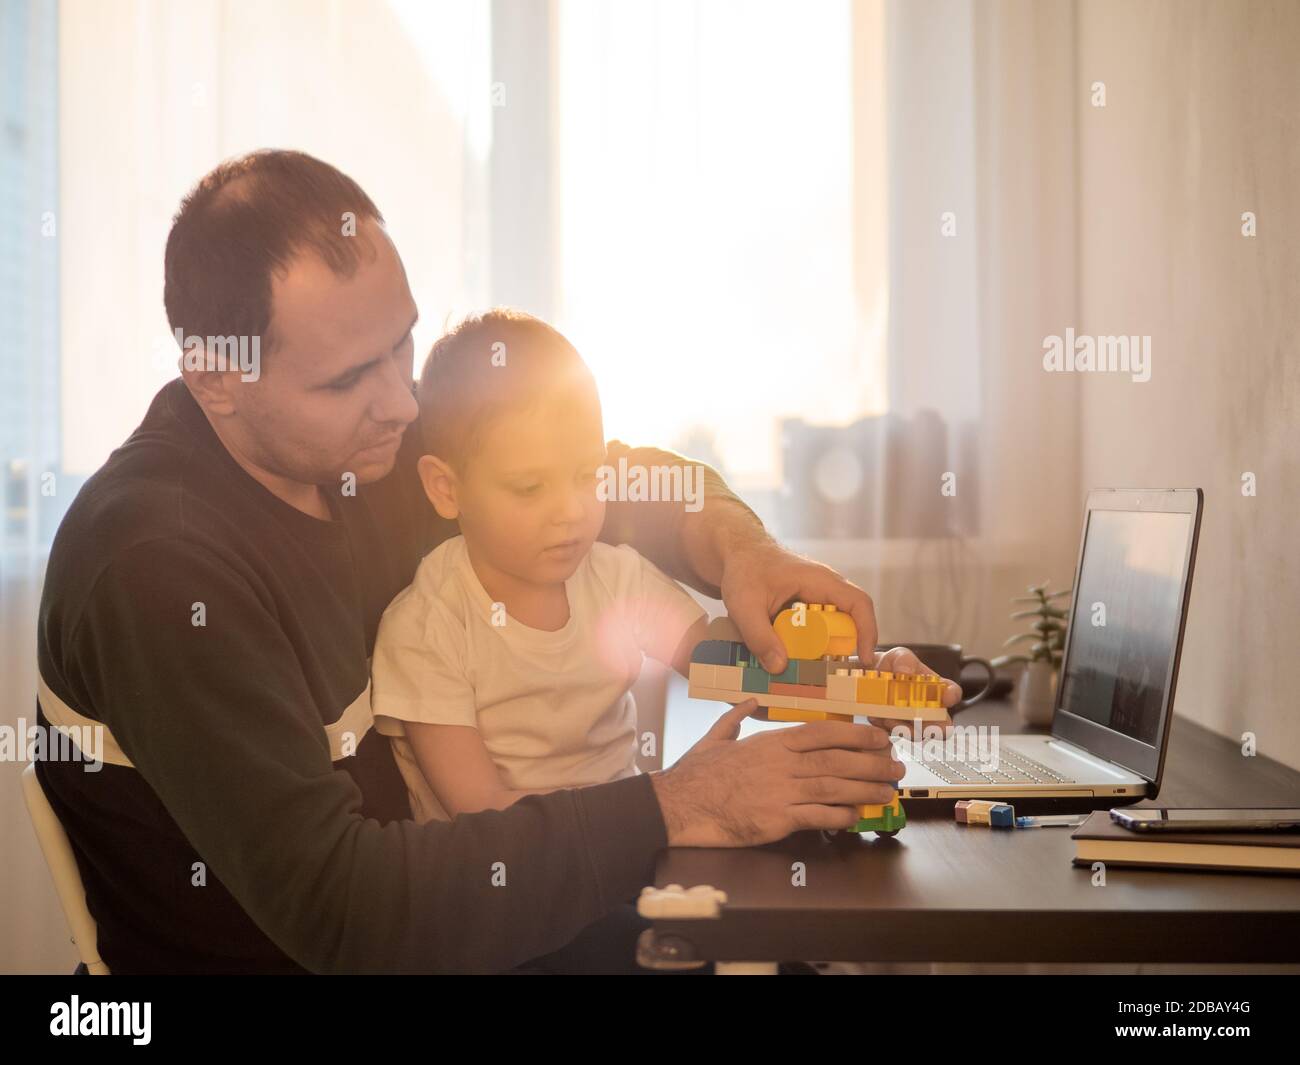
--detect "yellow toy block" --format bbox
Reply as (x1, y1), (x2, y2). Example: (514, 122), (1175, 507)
(917, 675), (943, 708)
(856, 670), (891, 705)
(768, 706), (854, 724)
(773, 603), (857, 660)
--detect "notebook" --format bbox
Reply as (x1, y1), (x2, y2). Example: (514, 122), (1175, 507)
(1070, 811), (1300, 874)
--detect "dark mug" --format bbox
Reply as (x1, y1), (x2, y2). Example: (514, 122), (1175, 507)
(874, 642), (996, 710)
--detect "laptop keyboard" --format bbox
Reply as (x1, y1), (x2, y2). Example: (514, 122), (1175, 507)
(920, 746), (1077, 786)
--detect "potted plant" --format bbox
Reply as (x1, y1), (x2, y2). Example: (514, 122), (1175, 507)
(991, 581), (1072, 726)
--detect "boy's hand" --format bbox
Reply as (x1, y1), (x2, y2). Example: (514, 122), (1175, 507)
(864, 646), (961, 739)
(650, 698), (905, 847)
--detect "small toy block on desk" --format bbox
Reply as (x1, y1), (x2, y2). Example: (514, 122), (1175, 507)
(955, 799), (1006, 826)
(854, 793), (906, 834)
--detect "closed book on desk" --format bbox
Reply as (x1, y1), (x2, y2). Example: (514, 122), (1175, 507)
(1070, 811), (1300, 874)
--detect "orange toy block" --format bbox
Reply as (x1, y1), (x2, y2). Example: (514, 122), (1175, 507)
(768, 682), (826, 699)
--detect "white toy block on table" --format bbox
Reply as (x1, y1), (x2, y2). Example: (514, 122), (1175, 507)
(637, 883), (727, 919)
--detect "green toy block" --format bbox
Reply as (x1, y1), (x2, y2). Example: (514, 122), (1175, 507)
(769, 660), (799, 684)
(855, 801), (907, 834)
(742, 667), (770, 693)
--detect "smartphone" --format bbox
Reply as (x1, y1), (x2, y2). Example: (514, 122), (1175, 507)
(1111, 808), (1300, 833)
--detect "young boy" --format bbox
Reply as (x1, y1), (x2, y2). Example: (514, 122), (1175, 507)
(371, 309), (709, 822)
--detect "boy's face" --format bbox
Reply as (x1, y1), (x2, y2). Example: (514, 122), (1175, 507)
(426, 385), (607, 588)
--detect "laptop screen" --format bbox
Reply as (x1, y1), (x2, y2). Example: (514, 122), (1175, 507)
(1056, 509), (1193, 747)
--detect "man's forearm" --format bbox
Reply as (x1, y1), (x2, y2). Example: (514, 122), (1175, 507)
(677, 490), (773, 595)
(599, 440), (767, 599)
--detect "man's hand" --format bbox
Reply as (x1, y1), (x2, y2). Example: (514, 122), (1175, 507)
(649, 699), (905, 847)
(719, 538), (878, 675)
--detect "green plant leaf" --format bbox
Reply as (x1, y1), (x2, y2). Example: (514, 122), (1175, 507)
(1002, 633), (1039, 647)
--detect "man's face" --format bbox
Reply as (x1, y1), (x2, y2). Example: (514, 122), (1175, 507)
(454, 388), (608, 589)
(229, 221), (420, 486)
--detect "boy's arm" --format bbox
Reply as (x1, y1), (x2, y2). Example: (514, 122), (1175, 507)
(406, 722), (555, 816)
(669, 616), (710, 678)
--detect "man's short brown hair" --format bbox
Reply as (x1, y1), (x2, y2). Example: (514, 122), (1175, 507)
(163, 149), (383, 355)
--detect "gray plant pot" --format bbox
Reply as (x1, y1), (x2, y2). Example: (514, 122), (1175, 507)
(1016, 660), (1057, 727)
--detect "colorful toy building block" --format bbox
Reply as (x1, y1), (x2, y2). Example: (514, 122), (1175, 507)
(854, 794), (907, 835)
(687, 604), (961, 839)
(955, 799), (1011, 826)
(686, 604), (951, 724)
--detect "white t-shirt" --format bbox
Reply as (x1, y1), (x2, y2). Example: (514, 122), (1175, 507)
(371, 535), (705, 823)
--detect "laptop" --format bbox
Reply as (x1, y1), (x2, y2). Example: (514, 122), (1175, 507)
(896, 488), (1203, 808)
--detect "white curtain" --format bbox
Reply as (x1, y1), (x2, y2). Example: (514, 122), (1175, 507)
(842, 0), (1082, 655)
(3, 0), (490, 974)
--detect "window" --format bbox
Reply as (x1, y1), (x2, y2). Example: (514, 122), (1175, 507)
(555, 0), (885, 506)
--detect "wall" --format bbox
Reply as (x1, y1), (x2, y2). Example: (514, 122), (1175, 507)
(1076, 0), (1300, 769)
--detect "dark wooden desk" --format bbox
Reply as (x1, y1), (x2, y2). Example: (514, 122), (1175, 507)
(649, 707), (1300, 965)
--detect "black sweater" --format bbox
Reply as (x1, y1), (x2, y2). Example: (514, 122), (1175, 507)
(35, 378), (735, 973)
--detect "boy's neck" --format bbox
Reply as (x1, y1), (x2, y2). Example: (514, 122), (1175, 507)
(465, 541), (570, 632)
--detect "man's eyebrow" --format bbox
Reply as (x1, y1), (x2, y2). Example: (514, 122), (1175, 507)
(317, 314), (419, 388)
(393, 312), (418, 350)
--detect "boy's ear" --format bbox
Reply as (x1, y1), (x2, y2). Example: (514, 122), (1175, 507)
(417, 454), (460, 520)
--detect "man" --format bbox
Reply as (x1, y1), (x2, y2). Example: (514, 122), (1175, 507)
(35, 150), (957, 974)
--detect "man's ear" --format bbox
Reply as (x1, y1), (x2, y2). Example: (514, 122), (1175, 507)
(418, 454), (461, 520)
(179, 342), (239, 417)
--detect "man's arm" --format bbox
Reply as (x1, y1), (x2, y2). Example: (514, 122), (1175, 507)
(599, 441), (882, 676)
(66, 538), (665, 974)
